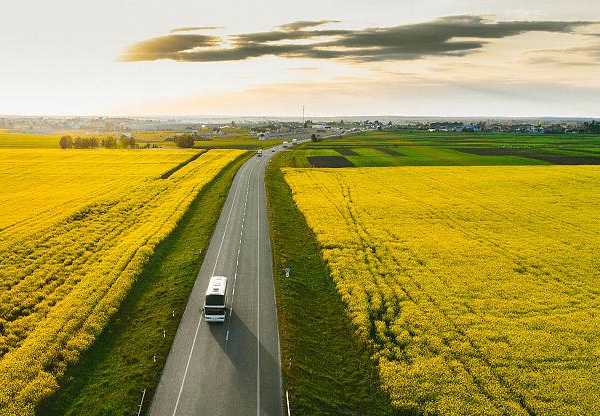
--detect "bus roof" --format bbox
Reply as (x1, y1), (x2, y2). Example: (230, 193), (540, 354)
(205, 275), (227, 297)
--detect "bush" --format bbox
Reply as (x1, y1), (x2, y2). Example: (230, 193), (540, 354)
(174, 134), (195, 148)
(73, 137), (98, 149)
(59, 136), (73, 149)
(102, 138), (116, 149)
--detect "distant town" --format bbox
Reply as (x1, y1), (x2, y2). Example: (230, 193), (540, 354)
(1, 115), (599, 136)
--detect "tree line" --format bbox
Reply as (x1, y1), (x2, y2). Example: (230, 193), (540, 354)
(583, 121), (600, 134)
(59, 135), (136, 149)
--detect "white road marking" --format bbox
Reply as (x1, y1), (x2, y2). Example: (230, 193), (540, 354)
(211, 161), (251, 277)
(170, 160), (253, 416)
(225, 160), (258, 347)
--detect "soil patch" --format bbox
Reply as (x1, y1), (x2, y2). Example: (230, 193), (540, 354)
(308, 156), (354, 168)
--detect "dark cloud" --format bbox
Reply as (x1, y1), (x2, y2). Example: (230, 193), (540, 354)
(170, 26), (223, 33)
(121, 16), (596, 63)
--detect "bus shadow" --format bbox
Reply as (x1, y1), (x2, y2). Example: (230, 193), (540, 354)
(211, 310), (282, 415)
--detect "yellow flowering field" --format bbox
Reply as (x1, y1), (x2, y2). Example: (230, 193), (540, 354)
(283, 166), (600, 416)
(0, 149), (243, 415)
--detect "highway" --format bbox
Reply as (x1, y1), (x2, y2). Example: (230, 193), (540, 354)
(148, 145), (284, 416)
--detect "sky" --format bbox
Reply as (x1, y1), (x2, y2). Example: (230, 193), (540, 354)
(1, 0), (599, 117)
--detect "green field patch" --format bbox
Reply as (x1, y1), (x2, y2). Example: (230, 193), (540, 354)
(346, 156), (406, 167)
(388, 146), (549, 165)
(297, 131), (600, 167)
(304, 149), (341, 157)
(456, 147), (600, 165)
(335, 148), (359, 156)
(350, 147), (395, 157)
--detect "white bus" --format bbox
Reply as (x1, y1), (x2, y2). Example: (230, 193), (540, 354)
(257, 149), (263, 157)
(282, 141), (289, 148)
(204, 275), (228, 322)
(292, 138), (298, 145)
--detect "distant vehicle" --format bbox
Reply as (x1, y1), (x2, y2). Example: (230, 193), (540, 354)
(292, 138), (298, 145)
(282, 141), (289, 148)
(271, 148), (276, 152)
(257, 149), (263, 157)
(204, 276), (227, 322)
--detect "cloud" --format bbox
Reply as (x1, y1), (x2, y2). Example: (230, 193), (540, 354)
(121, 34), (221, 61)
(522, 44), (600, 67)
(121, 15), (597, 63)
(170, 26), (223, 33)
(278, 20), (340, 31)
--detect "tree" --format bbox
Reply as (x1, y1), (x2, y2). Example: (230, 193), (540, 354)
(311, 134), (320, 142)
(174, 134), (195, 148)
(88, 137), (99, 148)
(59, 135), (73, 149)
(73, 137), (85, 148)
(118, 135), (130, 148)
(72, 137), (97, 149)
(128, 137), (136, 149)
(102, 137), (117, 149)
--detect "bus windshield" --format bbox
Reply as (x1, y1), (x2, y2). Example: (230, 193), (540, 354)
(205, 307), (225, 315)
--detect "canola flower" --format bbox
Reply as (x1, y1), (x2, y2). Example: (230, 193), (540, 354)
(283, 166), (600, 416)
(0, 149), (244, 415)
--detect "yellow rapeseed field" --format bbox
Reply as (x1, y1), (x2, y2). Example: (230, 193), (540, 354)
(283, 166), (600, 416)
(0, 149), (243, 415)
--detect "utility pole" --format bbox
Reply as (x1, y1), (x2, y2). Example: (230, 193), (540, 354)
(302, 106), (305, 126)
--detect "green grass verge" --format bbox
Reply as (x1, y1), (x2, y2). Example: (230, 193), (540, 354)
(266, 152), (399, 416)
(39, 152), (251, 416)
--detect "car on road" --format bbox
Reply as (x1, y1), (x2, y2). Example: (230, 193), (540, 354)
(257, 149), (263, 157)
(271, 148), (276, 152)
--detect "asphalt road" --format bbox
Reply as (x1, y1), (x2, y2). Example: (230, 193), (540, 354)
(149, 145), (287, 416)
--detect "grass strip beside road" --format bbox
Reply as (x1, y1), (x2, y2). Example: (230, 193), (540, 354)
(266, 152), (398, 415)
(40, 152), (250, 416)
